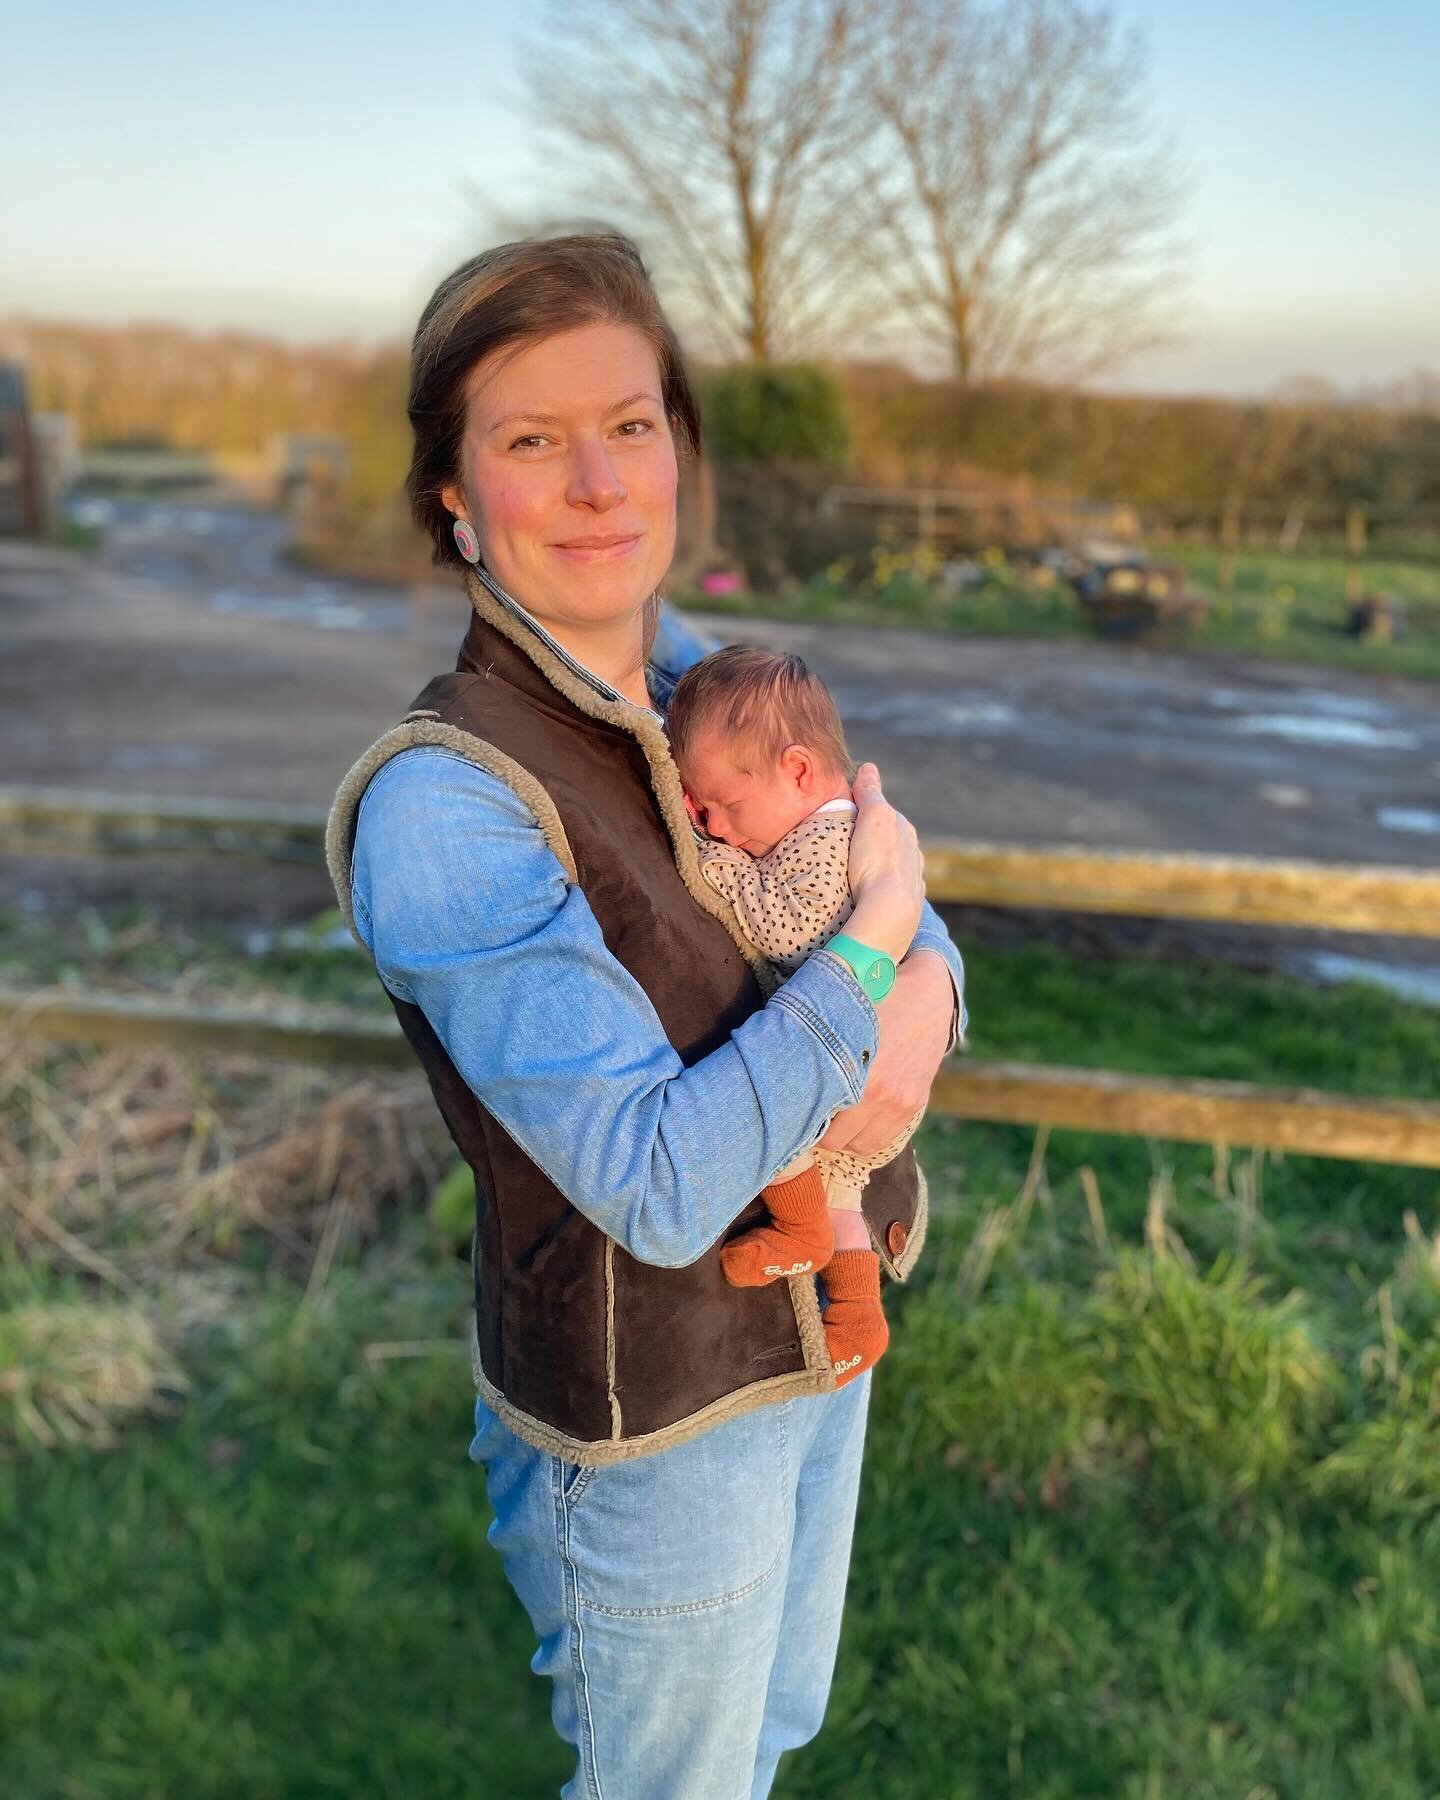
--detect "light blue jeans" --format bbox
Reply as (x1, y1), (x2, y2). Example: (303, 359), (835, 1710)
(468, 1370), (872, 1799)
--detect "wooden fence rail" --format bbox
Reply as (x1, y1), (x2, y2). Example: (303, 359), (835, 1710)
(0, 785), (326, 862)
(4, 986), (1439, 1171)
(922, 842), (1440, 938)
(5, 786), (1440, 936)
(5, 787), (1438, 1167)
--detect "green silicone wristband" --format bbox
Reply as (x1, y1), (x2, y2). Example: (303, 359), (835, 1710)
(824, 931), (897, 1003)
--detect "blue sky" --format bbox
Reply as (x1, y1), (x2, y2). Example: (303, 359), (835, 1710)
(4, 0), (1437, 395)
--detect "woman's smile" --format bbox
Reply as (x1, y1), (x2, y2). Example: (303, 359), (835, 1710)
(550, 531), (643, 562)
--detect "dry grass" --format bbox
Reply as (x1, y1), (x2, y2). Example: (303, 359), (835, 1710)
(0, 1027), (453, 1449)
(0, 1301), (185, 1448)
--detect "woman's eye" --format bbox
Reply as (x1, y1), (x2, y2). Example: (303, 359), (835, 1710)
(616, 418), (654, 437)
(510, 434), (549, 451)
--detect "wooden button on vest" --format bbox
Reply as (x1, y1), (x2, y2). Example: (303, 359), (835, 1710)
(887, 1220), (908, 1258)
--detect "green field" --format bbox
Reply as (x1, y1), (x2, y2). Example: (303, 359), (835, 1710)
(681, 541), (1440, 682)
(4, 905), (1440, 1797)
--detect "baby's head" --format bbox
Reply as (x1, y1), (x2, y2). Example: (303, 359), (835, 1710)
(667, 646), (855, 856)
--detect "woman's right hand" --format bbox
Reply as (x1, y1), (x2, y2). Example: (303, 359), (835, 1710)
(843, 762), (925, 966)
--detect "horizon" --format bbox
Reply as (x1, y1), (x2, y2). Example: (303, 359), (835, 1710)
(6, 0), (1438, 402)
(7, 307), (1438, 416)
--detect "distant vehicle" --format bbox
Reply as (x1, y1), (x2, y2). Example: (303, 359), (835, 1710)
(1063, 542), (1209, 637)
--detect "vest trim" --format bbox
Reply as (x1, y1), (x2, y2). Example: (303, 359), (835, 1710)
(459, 568), (776, 989)
(469, 1313), (833, 1466)
(325, 575), (924, 1461)
(605, 1238), (621, 1440)
(325, 715), (579, 948)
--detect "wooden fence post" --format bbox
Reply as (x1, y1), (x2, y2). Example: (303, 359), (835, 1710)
(1345, 506), (1367, 605)
(1218, 499), (1240, 592)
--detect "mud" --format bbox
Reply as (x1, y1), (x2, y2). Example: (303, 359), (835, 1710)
(3, 498), (1437, 992)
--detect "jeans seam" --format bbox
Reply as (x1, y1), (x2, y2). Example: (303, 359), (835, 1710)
(577, 1537), (788, 1620)
(555, 1461), (605, 1798)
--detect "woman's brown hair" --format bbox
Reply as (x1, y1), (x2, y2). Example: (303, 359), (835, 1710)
(407, 233), (701, 579)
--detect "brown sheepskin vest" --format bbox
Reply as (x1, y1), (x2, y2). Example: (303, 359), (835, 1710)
(326, 573), (927, 1464)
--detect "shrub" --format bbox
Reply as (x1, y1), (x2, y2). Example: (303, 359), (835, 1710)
(1091, 1249), (1334, 1500)
(700, 363), (849, 468)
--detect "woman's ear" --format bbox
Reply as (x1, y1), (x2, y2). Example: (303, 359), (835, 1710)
(440, 480), (464, 518)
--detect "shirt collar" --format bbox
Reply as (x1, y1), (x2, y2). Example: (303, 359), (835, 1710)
(473, 564), (667, 726)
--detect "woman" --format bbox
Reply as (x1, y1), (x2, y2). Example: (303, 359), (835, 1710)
(326, 234), (966, 1799)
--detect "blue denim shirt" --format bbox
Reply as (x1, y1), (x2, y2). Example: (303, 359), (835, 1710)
(349, 601), (966, 1269)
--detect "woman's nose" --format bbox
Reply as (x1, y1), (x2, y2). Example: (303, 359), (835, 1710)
(566, 438), (626, 512)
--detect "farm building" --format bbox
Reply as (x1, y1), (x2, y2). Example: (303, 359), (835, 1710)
(0, 362), (46, 536)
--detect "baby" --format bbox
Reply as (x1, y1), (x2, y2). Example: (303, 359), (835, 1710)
(666, 645), (926, 1388)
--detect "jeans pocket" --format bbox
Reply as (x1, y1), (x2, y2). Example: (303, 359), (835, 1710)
(555, 1457), (598, 1508)
(565, 1402), (792, 1618)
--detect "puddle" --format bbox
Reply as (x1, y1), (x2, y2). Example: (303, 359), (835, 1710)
(1223, 715), (1419, 751)
(1378, 807), (1440, 836)
(1207, 684), (1421, 750)
(1259, 783), (1311, 808)
(1290, 689), (1394, 720)
(834, 692), (1018, 736)
(1296, 951), (1440, 1008)
(108, 744), (216, 772)
(1209, 687), (1391, 721)
(207, 588), (368, 631)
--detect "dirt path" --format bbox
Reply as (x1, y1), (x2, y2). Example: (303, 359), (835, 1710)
(3, 504), (1438, 971)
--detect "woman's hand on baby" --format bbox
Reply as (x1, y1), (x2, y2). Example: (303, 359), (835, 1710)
(819, 951), (954, 1155)
(844, 762), (925, 965)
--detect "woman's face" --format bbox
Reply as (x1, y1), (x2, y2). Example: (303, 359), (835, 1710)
(441, 321), (678, 635)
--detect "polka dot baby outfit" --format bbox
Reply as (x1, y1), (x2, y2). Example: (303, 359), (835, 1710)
(695, 801), (926, 1201)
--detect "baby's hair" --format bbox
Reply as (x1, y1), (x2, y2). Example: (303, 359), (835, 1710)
(667, 645), (855, 783)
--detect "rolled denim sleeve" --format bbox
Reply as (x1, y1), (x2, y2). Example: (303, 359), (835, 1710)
(349, 747), (878, 1269)
(908, 901), (968, 1053)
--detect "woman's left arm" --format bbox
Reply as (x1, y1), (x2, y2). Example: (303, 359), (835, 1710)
(819, 901), (965, 1155)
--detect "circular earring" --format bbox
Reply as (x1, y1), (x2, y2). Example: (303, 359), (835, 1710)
(452, 517), (481, 564)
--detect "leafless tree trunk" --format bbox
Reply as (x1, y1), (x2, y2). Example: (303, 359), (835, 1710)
(860, 0), (1186, 384)
(519, 0), (883, 362)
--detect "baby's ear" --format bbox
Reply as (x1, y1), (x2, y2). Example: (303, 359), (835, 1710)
(681, 791), (702, 827)
(779, 743), (813, 787)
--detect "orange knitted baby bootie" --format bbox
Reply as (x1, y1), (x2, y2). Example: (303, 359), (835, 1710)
(720, 1165), (835, 1288)
(822, 1250), (889, 1387)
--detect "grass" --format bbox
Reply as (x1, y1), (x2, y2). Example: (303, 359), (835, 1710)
(49, 518), (104, 553)
(678, 541), (1440, 681)
(4, 902), (1440, 1796)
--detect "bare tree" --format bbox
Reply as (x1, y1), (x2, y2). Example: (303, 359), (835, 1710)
(860, 0), (1186, 384)
(519, 0), (883, 362)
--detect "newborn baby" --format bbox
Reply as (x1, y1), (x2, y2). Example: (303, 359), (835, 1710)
(666, 644), (926, 1387)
